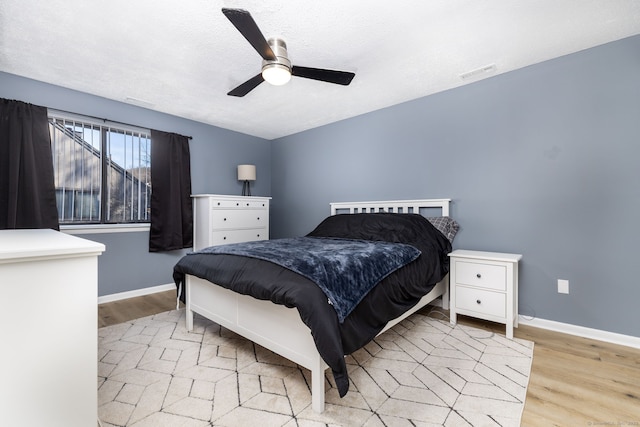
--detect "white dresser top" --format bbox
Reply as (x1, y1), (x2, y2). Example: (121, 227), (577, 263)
(191, 194), (271, 200)
(0, 229), (105, 263)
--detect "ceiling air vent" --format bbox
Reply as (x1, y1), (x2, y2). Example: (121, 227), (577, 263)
(459, 63), (497, 80)
(124, 97), (154, 108)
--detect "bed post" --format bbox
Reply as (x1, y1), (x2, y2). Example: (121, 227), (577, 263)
(311, 355), (326, 413)
(185, 277), (194, 331)
(442, 274), (450, 310)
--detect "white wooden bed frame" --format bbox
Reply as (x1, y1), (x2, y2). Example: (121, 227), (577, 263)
(185, 198), (451, 413)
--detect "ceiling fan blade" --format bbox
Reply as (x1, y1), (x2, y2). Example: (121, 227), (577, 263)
(291, 66), (355, 85)
(227, 74), (264, 97)
(222, 8), (276, 61)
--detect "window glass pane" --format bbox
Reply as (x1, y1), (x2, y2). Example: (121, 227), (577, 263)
(105, 129), (151, 223)
(49, 118), (101, 223)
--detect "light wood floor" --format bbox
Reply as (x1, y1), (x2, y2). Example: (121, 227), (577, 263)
(98, 291), (640, 426)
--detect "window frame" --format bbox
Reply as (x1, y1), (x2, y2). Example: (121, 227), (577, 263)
(48, 110), (152, 233)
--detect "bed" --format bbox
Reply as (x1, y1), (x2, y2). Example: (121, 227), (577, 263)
(173, 198), (457, 413)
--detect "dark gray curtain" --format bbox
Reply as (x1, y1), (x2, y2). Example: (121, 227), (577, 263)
(149, 129), (193, 251)
(0, 98), (59, 230)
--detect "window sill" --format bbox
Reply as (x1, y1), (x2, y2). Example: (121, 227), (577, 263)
(61, 223), (150, 235)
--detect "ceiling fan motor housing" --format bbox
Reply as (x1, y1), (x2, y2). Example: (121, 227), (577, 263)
(261, 38), (292, 85)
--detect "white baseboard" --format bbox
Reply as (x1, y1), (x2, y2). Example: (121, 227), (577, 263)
(98, 283), (175, 305)
(518, 316), (640, 350)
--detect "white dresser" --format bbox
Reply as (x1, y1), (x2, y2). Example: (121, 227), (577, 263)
(448, 249), (522, 339)
(192, 194), (271, 250)
(0, 229), (105, 427)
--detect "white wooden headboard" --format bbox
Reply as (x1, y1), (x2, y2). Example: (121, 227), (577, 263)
(330, 198), (450, 217)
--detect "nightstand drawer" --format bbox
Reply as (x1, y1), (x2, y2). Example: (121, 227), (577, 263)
(454, 261), (506, 291)
(455, 286), (506, 318)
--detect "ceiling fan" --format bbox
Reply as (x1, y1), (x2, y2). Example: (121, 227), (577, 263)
(222, 8), (356, 97)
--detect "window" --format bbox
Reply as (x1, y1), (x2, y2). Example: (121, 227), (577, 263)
(48, 111), (151, 225)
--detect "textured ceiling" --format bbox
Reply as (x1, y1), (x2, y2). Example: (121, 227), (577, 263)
(1, 1), (639, 139)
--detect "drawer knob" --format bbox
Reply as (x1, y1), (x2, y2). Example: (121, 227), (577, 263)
(476, 273), (482, 279)
(223, 236), (227, 240)
(223, 218), (227, 221)
(476, 299), (481, 305)
(236, 203), (239, 206)
(257, 234), (260, 237)
(257, 217), (260, 220)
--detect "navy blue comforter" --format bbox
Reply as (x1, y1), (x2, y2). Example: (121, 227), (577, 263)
(196, 237), (420, 322)
(173, 213), (452, 398)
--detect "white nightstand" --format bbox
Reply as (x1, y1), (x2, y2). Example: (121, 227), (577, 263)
(448, 249), (522, 339)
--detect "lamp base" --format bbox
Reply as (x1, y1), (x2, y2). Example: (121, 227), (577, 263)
(241, 180), (252, 196)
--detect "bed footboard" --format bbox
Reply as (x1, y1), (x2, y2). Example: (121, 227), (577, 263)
(186, 274), (328, 413)
(185, 273), (447, 413)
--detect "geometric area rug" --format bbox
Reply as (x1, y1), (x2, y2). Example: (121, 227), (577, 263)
(98, 309), (534, 426)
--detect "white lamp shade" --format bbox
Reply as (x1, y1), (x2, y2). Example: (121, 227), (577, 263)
(237, 164), (256, 181)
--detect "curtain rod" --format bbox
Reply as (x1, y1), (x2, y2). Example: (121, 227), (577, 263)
(47, 107), (193, 140)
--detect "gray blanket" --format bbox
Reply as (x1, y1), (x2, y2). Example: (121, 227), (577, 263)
(196, 237), (421, 322)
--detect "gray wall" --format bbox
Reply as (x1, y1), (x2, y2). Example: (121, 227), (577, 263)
(0, 71), (271, 296)
(271, 35), (640, 337)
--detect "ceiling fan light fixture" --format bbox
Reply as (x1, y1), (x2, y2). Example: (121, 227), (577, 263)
(261, 38), (292, 86)
(262, 63), (291, 85)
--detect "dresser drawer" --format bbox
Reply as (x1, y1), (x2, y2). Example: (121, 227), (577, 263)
(211, 199), (268, 209)
(211, 209), (267, 230)
(455, 286), (506, 318)
(211, 229), (267, 245)
(454, 260), (506, 291)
